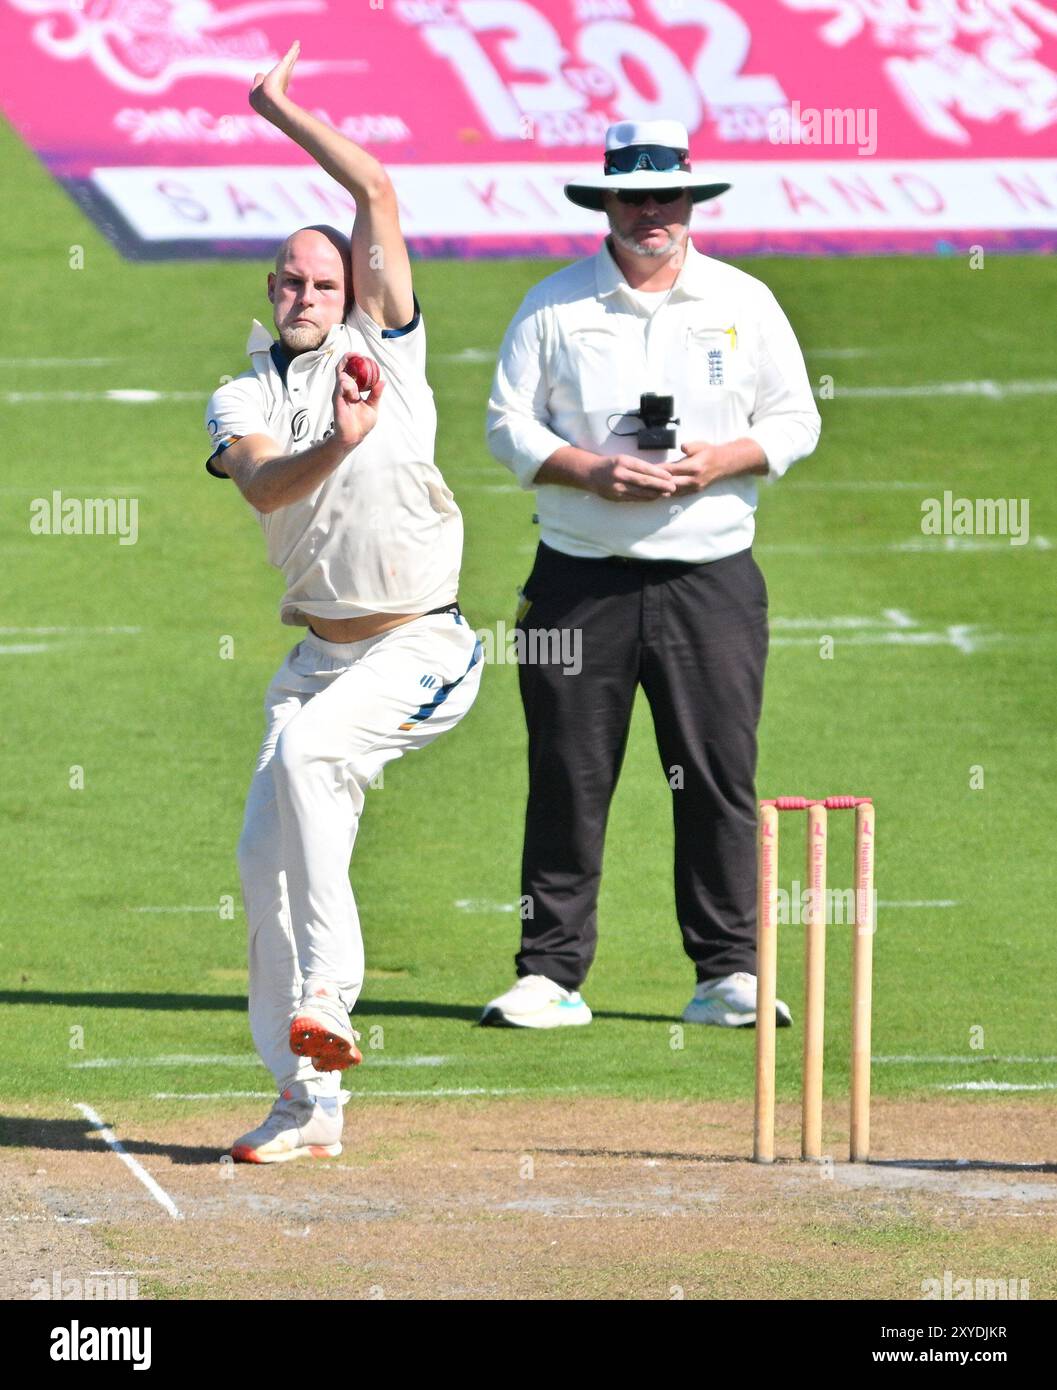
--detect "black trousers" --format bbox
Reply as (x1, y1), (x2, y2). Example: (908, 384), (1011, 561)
(516, 541), (768, 991)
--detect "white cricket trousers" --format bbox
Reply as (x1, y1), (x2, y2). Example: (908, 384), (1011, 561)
(236, 610), (482, 1095)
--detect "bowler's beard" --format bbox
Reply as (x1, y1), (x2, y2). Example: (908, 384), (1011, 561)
(277, 320), (328, 353)
(608, 219), (686, 260)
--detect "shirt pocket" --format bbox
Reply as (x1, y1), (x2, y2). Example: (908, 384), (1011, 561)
(683, 325), (756, 403)
(565, 324), (633, 415)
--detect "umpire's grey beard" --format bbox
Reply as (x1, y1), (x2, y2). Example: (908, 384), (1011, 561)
(607, 219), (685, 260)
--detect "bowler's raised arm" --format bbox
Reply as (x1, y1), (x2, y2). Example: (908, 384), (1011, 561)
(249, 41), (414, 331)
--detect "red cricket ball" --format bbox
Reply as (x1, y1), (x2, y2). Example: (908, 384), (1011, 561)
(343, 354), (380, 394)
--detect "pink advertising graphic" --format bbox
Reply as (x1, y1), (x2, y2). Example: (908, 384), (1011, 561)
(1, 0), (1055, 258)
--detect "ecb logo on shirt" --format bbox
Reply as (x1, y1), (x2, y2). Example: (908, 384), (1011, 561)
(707, 350), (724, 386)
(291, 408), (309, 442)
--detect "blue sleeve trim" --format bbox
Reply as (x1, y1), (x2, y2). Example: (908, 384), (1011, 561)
(205, 434), (240, 479)
(381, 294), (421, 339)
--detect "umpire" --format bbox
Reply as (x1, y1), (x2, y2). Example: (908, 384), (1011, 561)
(481, 120), (821, 1031)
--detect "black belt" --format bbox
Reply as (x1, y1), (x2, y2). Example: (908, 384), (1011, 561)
(426, 601), (462, 617)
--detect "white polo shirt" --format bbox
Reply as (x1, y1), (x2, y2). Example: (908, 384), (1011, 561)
(204, 300), (463, 626)
(486, 238), (821, 563)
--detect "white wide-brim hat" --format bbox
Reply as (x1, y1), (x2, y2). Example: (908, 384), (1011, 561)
(564, 119), (730, 211)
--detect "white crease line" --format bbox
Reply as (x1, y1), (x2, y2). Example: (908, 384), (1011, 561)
(455, 899), (517, 913)
(434, 348), (496, 363)
(351, 1087), (579, 1097)
(804, 347), (875, 358)
(817, 379), (1057, 400)
(770, 630), (992, 652)
(74, 1102), (183, 1221)
(2, 1215), (98, 1225)
(73, 1055), (261, 1069)
(877, 900), (959, 908)
(938, 1082), (1057, 1092)
(370, 1056), (449, 1068)
(895, 538), (1052, 553)
(128, 905), (226, 914)
(788, 482), (939, 490)
(155, 1087), (576, 1100)
(878, 1056), (1057, 1065)
(77, 1054), (449, 1070)
(0, 626), (141, 635)
(772, 611), (916, 629)
(0, 644), (52, 655)
(760, 539), (1051, 554)
(0, 357), (118, 367)
(153, 1092), (273, 1100)
(4, 390), (203, 404)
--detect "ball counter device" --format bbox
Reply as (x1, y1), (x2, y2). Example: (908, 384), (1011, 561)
(634, 392), (678, 450)
(753, 796), (875, 1165)
(343, 354), (381, 395)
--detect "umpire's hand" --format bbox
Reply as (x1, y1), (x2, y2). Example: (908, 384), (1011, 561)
(591, 454), (677, 502)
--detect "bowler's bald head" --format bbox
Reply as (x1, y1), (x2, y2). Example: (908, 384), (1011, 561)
(273, 225), (351, 287)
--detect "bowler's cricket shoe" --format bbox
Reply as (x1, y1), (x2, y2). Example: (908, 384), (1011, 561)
(480, 974), (592, 1029)
(682, 971), (793, 1028)
(230, 1084), (348, 1164)
(289, 985), (363, 1070)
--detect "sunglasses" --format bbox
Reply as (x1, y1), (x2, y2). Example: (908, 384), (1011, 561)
(614, 187), (688, 206)
(604, 144), (690, 175)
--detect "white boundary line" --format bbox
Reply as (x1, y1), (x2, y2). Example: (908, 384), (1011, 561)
(74, 1102), (183, 1221)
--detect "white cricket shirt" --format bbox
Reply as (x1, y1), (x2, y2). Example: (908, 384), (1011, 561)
(204, 300), (462, 625)
(486, 238), (821, 563)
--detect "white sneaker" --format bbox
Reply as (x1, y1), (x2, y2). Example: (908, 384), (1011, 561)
(480, 974), (593, 1029)
(682, 971), (793, 1028)
(289, 984), (362, 1071)
(230, 1083), (349, 1164)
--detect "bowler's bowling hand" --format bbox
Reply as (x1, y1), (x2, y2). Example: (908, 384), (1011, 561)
(590, 454), (677, 502)
(667, 442), (726, 495)
(332, 354), (385, 450)
(250, 40), (300, 117)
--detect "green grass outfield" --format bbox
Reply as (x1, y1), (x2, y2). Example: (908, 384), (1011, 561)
(1, 116), (1055, 1123)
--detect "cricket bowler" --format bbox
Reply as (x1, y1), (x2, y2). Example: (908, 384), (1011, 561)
(203, 43), (482, 1163)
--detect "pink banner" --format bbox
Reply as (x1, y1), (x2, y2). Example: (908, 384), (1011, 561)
(2, 0), (1056, 257)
